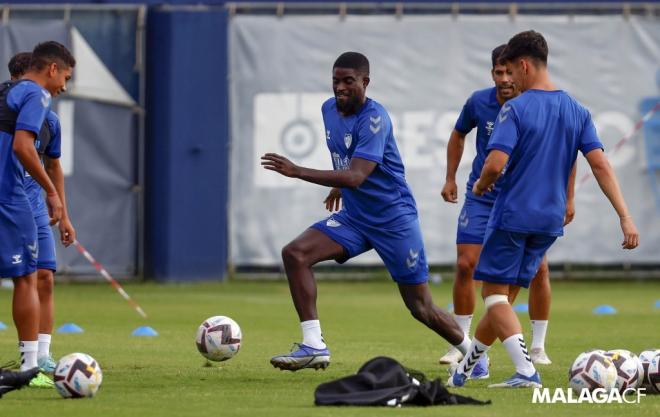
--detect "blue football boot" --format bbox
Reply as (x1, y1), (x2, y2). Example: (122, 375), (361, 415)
(270, 343), (330, 371)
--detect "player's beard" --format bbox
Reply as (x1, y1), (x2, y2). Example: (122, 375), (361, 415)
(335, 94), (362, 115)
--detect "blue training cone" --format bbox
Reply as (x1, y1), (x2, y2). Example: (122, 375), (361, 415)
(513, 303), (529, 313)
(654, 299), (660, 309)
(0, 321), (7, 330)
(593, 305), (617, 315)
(57, 323), (84, 333)
(132, 326), (158, 337)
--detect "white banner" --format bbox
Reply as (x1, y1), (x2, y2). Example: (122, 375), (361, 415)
(229, 15), (660, 265)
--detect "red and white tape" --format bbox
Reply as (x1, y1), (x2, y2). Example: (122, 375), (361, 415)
(73, 240), (147, 318)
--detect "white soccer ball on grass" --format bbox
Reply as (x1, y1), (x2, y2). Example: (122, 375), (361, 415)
(195, 315), (242, 362)
(639, 349), (660, 394)
(54, 352), (103, 398)
(568, 350), (617, 393)
(604, 349), (644, 391)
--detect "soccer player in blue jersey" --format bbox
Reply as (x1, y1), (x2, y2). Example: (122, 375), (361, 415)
(448, 31), (639, 388)
(439, 45), (566, 366)
(0, 41), (74, 384)
(8, 52), (76, 382)
(262, 52), (480, 372)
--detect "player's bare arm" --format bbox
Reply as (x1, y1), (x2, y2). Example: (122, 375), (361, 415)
(261, 153), (376, 188)
(564, 163), (577, 225)
(324, 188), (341, 212)
(13, 129), (62, 224)
(584, 149), (639, 249)
(441, 129), (467, 203)
(472, 149), (509, 196)
(45, 156), (76, 246)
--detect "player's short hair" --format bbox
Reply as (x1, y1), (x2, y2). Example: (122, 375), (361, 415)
(500, 30), (548, 66)
(30, 41), (76, 71)
(491, 44), (507, 68)
(333, 52), (369, 76)
(8, 52), (32, 78)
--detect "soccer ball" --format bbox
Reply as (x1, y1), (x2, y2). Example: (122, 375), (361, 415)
(195, 316), (242, 362)
(604, 349), (644, 391)
(53, 353), (103, 398)
(639, 349), (660, 394)
(568, 350), (617, 392)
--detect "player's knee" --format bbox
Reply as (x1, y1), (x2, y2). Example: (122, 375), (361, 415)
(37, 272), (54, 295)
(281, 243), (307, 268)
(456, 256), (477, 281)
(407, 300), (431, 324)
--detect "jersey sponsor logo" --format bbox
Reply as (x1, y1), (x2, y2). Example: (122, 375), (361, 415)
(11, 254), (22, 264)
(498, 105), (511, 123)
(406, 248), (420, 270)
(486, 121), (494, 136)
(344, 133), (352, 149)
(369, 115), (382, 134)
(459, 209), (469, 228)
(332, 152), (350, 171)
(326, 218), (341, 228)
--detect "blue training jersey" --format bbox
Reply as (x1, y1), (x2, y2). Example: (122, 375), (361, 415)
(0, 81), (51, 204)
(322, 97), (418, 227)
(487, 90), (604, 236)
(24, 111), (61, 215)
(454, 87), (502, 204)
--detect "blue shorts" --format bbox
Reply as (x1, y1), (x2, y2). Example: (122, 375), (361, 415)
(456, 198), (493, 245)
(0, 201), (38, 277)
(311, 210), (429, 285)
(474, 227), (556, 288)
(35, 213), (56, 272)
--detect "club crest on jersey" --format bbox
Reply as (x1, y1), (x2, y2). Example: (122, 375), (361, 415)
(344, 133), (352, 149)
(486, 121), (494, 136)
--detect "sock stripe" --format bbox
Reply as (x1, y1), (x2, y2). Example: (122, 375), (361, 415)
(518, 338), (532, 362)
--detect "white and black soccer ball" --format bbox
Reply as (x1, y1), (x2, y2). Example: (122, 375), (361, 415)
(605, 349), (644, 391)
(54, 353), (103, 398)
(568, 350), (617, 392)
(639, 349), (660, 394)
(195, 316), (242, 362)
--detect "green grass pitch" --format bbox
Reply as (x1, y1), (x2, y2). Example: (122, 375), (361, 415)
(0, 278), (658, 416)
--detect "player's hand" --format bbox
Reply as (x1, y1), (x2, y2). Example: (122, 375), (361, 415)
(620, 217), (639, 250)
(58, 217), (76, 247)
(472, 179), (493, 196)
(441, 180), (458, 203)
(46, 192), (63, 226)
(324, 188), (342, 212)
(260, 153), (300, 178)
(563, 199), (575, 225)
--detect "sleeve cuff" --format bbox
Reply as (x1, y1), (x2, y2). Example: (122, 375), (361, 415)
(454, 125), (471, 135)
(580, 142), (604, 156)
(487, 142), (513, 155)
(352, 152), (383, 164)
(15, 122), (40, 136)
